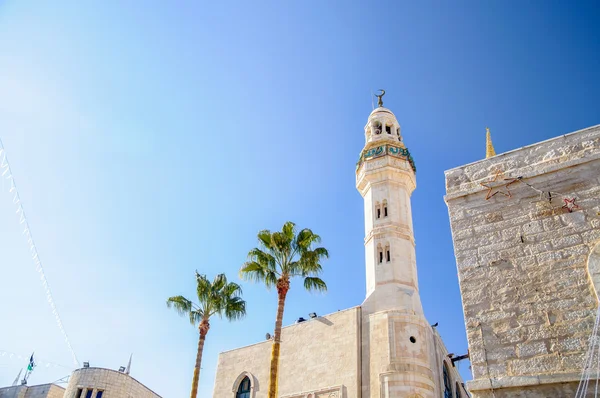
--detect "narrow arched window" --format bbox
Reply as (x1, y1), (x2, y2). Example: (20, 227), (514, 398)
(443, 363), (452, 398)
(375, 202), (381, 220)
(377, 244), (383, 264)
(383, 200), (388, 217)
(236, 376), (251, 398)
(386, 248), (391, 262)
(385, 124), (391, 134)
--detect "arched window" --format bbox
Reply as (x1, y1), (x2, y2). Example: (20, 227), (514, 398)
(377, 244), (383, 264)
(374, 122), (382, 135)
(383, 200), (388, 217)
(385, 244), (391, 262)
(443, 363), (452, 398)
(375, 202), (381, 220)
(236, 376), (251, 398)
(385, 124), (391, 134)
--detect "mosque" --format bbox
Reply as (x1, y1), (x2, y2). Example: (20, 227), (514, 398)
(2, 94), (598, 398)
(213, 94), (469, 398)
(213, 93), (600, 398)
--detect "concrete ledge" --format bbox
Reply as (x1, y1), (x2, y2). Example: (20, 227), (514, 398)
(467, 372), (583, 392)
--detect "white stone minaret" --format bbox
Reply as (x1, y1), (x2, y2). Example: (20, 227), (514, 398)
(357, 93), (437, 397)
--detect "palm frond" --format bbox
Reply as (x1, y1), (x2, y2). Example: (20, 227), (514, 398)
(195, 272), (213, 303)
(224, 296), (247, 321)
(189, 309), (204, 326)
(166, 295), (194, 316)
(240, 261), (278, 288)
(257, 229), (273, 249)
(295, 228), (321, 252)
(303, 276), (327, 293)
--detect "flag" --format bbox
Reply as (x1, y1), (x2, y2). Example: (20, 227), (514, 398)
(27, 353), (35, 372)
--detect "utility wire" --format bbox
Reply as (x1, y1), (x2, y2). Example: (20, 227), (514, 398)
(0, 138), (80, 367)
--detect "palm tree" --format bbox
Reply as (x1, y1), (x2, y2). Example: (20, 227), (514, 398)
(167, 272), (246, 398)
(240, 221), (328, 398)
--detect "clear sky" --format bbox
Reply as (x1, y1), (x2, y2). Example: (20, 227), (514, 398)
(0, 1), (599, 397)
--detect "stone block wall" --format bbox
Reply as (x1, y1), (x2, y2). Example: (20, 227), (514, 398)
(444, 125), (600, 397)
(24, 385), (65, 398)
(0, 384), (64, 398)
(63, 368), (161, 398)
(213, 307), (361, 398)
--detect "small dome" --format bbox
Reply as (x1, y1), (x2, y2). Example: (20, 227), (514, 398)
(369, 107), (396, 118)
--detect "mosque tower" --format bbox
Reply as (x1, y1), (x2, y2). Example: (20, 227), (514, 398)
(356, 91), (437, 397)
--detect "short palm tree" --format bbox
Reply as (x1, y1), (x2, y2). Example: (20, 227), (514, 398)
(240, 221), (328, 398)
(167, 272), (246, 398)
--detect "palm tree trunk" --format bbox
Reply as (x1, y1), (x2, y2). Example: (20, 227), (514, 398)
(191, 319), (210, 398)
(268, 278), (290, 398)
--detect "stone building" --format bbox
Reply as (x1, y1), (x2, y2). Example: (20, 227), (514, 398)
(0, 366), (161, 398)
(0, 383), (65, 398)
(63, 367), (161, 398)
(213, 100), (469, 397)
(444, 125), (600, 397)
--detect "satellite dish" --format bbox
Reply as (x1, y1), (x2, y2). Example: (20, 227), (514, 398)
(265, 333), (271, 340)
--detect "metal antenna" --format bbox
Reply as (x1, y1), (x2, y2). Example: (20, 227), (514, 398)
(12, 369), (22, 386)
(370, 89), (375, 110)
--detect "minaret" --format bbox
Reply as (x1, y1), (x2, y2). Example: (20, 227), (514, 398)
(356, 91), (436, 398)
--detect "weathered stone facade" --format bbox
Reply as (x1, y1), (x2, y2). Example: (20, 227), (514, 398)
(213, 307), (362, 398)
(445, 125), (600, 397)
(0, 384), (65, 398)
(63, 368), (161, 398)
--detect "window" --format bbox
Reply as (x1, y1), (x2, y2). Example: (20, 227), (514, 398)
(385, 125), (391, 134)
(96, 391), (104, 398)
(383, 200), (388, 217)
(377, 244), (383, 264)
(85, 390), (93, 398)
(375, 202), (381, 219)
(377, 208), (381, 219)
(236, 376), (251, 398)
(443, 363), (452, 398)
(386, 249), (391, 262)
(76, 389), (83, 398)
(374, 122), (382, 135)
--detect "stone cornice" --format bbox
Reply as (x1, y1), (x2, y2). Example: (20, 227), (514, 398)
(364, 225), (415, 246)
(466, 372), (583, 392)
(444, 124), (600, 201)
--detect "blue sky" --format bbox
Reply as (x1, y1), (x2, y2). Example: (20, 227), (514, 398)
(0, 1), (599, 397)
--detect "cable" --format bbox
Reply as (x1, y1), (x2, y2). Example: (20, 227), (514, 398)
(0, 139), (80, 367)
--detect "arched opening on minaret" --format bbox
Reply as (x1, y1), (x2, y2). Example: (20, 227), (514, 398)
(383, 200), (388, 217)
(374, 121), (382, 135)
(375, 201), (381, 220)
(377, 244), (383, 264)
(385, 124), (392, 134)
(385, 243), (391, 262)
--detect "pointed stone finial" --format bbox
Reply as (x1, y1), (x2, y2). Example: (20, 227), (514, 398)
(486, 127), (496, 158)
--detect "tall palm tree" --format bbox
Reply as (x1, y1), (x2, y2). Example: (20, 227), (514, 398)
(240, 221), (328, 398)
(167, 272), (246, 398)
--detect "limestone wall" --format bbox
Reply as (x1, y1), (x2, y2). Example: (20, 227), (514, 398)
(63, 368), (161, 398)
(0, 384), (64, 398)
(445, 125), (600, 396)
(212, 307), (361, 398)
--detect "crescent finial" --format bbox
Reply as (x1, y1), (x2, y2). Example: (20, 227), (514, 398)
(376, 89), (385, 107)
